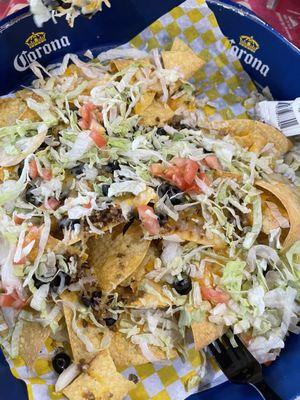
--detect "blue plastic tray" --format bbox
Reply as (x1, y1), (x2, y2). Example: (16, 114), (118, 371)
(0, 1), (299, 399)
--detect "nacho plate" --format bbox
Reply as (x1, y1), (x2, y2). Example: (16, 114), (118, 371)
(0, 33), (299, 400)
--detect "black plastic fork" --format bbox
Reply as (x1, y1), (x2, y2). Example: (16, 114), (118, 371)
(208, 333), (282, 400)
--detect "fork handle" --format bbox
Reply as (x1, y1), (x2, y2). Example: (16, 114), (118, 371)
(250, 379), (282, 400)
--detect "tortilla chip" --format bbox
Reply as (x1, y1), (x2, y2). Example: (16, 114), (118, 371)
(126, 280), (172, 309)
(0, 131), (46, 167)
(171, 37), (193, 52)
(115, 188), (158, 212)
(88, 349), (135, 399)
(209, 119), (292, 156)
(61, 291), (102, 363)
(120, 243), (158, 291)
(19, 321), (50, 367)
(192, 320), (224, 350)
(134, 91), (156, 115)
(28, 232), (87, 264)
(109, 332), (176, 368)
(63, 373), (110, 400)
(161, 211), (226, 249)
(16, 89), (41, 122)
(0, 166), (15, 182)
(87, 222), (151, 292)
(110, 58), (151, 73)
(138, 100), (174, 126)
(168, 94), (196, 113)
(63, 350), (135, 400)
(261, 199), (289, 234)
(0, 97), (26, 127)
(0, 90), (40, 128)
(256, 179), (300, 250)
(162, 39), (205, 81)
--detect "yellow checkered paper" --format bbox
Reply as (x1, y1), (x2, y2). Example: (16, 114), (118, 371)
(3, 0), (258, 399)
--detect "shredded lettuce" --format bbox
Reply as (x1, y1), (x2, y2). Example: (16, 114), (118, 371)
(243, 196), (262, 249)
(108, 181), (146, 197)
(221, 260), (246, 292)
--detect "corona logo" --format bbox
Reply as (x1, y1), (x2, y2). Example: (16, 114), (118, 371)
(25, 32), (46, 49)
(228, 39), (269, 78)
(239, 35), (259, 53)
(14, 36), (71, 72)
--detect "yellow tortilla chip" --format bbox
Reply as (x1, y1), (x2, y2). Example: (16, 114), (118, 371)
(63, 373), (110, 400)
(192, 320), (223, 350)
(126, 280), (172, 309)
(115, 188), (158, 212)
(27, 234), (85, 263)
(109, 332), (176, 368)
(88, 350), (135, 399)
(138, 100), (174, 126)
(168, 94), (196, 112)
(110, 58), (151, 73)
(120, 242), (158, 290)
(134, 91), (156, 115)
(0, 97), (26, 127)
(209, 119), (292, 156)
(87, 222), (151, 292)
(171, 37), (193, 52)
(162, 39), (205, 81)
(64, 64), (83, 77)
(18, 321), (50, 367)
(61, 291), (102, 363)
(63, 350), (135, 400)
(161, 211), (226, 249)
(256, 179), (300, 250)
(261, 199), (289, 234)
(0, 166), (15, 182)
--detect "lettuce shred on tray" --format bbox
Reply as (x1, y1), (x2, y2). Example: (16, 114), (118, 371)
(0, 39), (299, 398)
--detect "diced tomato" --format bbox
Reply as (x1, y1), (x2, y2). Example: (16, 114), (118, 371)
(13, 257), (27, 265)
(172, 157), (199, 185)
(78, 119), (89, 130)
(202, 155), (222, 170)
(185, 182), (201, 193)
(28, 159), (39, 179)
(137, 205), (160, 235)
(150, 163), (166, 177)
(89, 130), (107, 149)
(80, 102), (97, 121)
(0, 292), (27, 309)
(185, 161), (199, 185)
(46, 198), (60, 210)
(199, 170), (212, 186)
(13, 215), (24, 225)
(83, 200), (92, 209)
(201, 285), (230, 304)
(89, 119), (103, 132)
(41, 168), (52, 181)
(79, 103), (102, 132)
(150, 158), (200, 193)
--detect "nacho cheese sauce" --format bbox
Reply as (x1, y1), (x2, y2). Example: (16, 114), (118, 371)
(0, 39), (299, 398)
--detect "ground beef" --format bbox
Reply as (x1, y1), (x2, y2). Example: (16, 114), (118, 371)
(87, 205), (124, 229)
